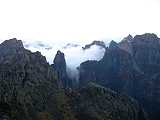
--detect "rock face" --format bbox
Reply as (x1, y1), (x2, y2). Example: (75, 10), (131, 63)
(79, 41), (135, 92)
(66, 83), (147, 120)
(118, 34), (133, 54)
(0, 38), (61, 120)
(79, 33), (160, 120)
(53, 50), (72, 88)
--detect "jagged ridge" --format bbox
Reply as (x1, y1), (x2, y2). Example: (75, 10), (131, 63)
(79, 33), (160, 120)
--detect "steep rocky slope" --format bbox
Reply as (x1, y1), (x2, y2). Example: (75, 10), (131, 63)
(0, 38), (59, 120)
(66, 83), (147, 120)
(79, 33), (160, 120)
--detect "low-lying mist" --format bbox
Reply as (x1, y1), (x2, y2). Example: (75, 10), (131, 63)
(23, 40), (106, 80)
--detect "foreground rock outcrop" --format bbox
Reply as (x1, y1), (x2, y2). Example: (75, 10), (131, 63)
(66, 83), (147, 120)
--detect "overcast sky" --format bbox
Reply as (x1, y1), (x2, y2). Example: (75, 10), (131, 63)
(0, 0), (160, 43)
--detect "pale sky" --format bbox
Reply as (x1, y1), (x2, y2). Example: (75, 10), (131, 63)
(0, 0), (160, 43)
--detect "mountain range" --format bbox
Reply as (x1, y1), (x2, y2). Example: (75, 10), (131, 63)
(1, 33), (160, 120)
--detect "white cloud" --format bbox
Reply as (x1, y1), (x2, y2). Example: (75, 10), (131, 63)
(24, 40), (105, 79)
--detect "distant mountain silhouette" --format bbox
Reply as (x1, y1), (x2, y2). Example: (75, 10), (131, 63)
(82, 40), (106, 50)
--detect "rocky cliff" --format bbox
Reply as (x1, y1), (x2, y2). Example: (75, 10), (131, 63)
(52, 50), (72, 88)
(79, 33), (160, 120)
(0, 38), (60, 120)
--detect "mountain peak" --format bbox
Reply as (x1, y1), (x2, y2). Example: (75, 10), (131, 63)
(53, 50), (71, 88)
(0, 38), (24, 56)
(118, 35), (133, 54)
(122, 34), (133, 42)
(0, 38), (24, 49)
(133, 33), (159, 44)
(53, 50), (65, 65)
(57, 50), (64, 55)
(109, 40), (118, 49)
